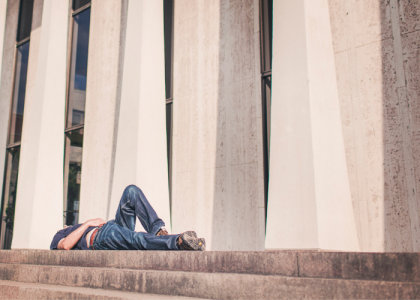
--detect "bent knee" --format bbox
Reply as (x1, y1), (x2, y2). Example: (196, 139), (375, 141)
(125, 184), (141, 194)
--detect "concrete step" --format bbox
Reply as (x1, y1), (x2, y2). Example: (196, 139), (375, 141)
(0, 280), (203, 300)
(0, 263), (419, 299)
(1, 250), (419, 283)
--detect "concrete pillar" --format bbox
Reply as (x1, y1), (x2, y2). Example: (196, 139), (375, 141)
(265, 0), (359, 251)
(78, 0), (127, 222)
(108, 0), (170, 231)
(0, 0), (6, 87)
(171, 0), (265, 250)
(0, 0), (19, 224)
(12, 0), (69, 249)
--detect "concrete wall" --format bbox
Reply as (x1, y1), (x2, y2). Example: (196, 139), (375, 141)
(0, 0), (6, 90)
(78, 0), (127, 223)
(0, 1), (19, 228)
(12, 0), (69, 249)
(108, 0), (170, 231)
(171, 0), (265, 251)
(328, 0), (420, 252)
(265, 0), (359, 251)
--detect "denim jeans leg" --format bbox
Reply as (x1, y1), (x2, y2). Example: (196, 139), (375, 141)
(114, 185), (165, 234)
(92, 221), (179, 250)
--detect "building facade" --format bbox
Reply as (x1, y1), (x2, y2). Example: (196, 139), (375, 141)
(0, 0), (419, 252)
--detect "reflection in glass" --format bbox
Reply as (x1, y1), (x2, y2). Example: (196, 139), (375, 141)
(166, 102), (173, 215)
(63, 129), (83, 226)
(263, 76), (271, 156)
(261, 0), (272, 73)
(67, 9), (90, 128)
(0, 148), (20, 249)
(164, 0), (174, 100)
(73, 0), (90, 11)
(8, 42), (30, 144)
(17, 0), (34, 42)
(166, 103), (172, 170)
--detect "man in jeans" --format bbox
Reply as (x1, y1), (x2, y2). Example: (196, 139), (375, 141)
(50, 185), (205, 251)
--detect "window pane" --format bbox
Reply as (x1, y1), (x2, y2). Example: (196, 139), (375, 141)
(63, 129), (84, 226)
(67, 9), (90, 128)
(164, 0), (174, 100)
(261, 0), (272, 72)
(8, 42), (30, 145)
(0, 147), (20, 249)
(17, 0), (34, 42)
(166, 102), (172, 217)
(263, 76), (271, 157)
(73, 0), (91, 11)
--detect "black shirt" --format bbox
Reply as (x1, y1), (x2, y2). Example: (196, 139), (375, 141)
(50, 224), (96, 250)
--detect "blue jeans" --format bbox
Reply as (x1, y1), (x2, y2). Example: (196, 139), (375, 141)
(92, 185), (179, 250)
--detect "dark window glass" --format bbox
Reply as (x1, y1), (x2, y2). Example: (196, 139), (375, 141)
(63, 129), (84, 226)
(17, 0), (34, 42)
(67, 9), (90, 128)
(164, 0), (174, 100)
(164, 0), (174, 223)
(262, 75), (271, 184)
(261, 0), (272, 73)
(166, 102), (172, 215)
(0, 147), (20, 249)
(260, 0), (272, 224)
(8, 42), (29, 144)
(73, 0), (91, 11)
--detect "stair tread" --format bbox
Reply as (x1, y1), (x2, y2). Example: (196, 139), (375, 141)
(0, 280), (204, 300)
(3, 262), (420, 283)
(2, 249), (419, 283)
(2, 263), (420, 299)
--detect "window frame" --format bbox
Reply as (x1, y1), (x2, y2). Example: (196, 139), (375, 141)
(259, 0), (272, 228)
(0, 0), (34, 249)
(164, 0), (174, 222)
(62, 0), (92, 226)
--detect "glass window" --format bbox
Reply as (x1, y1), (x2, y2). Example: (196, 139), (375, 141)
(261, 0), (272, 73)
(63, 129), (84, 226)
(17, 0), (34, 42)
(260, 0), (272, 225)
(164, 0), (174, 221)
(63, 5), (91, 226)
(8, 42), (29, 144)
(164, 0), (174, 100)
(67, 9), (91, 128)
(0, 148), (20, 249)
(73, 0), (91, 11)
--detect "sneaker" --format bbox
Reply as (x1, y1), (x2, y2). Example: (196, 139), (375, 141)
(156, 227), (169, 236)
(177, 231), (206, 251)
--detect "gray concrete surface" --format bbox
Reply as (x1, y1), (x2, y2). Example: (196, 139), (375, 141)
(328, 0), (420, 252)
(12, 0), (69, 249)
(171, 0), (265, 252)
(0, 263), (419, 299)
(0, 280), (202, 300)
(1, 250), (419, 283)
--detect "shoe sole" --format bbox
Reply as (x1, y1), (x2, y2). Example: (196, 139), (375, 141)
(180, 231), (206, 251)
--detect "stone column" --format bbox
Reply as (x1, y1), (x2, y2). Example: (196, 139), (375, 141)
(265, 0), (359, 251)
(171, 0), (265, 250)
(78, 0), (127, 222)
(12, 0), (69, 249)
(0, 0), (18, 222)
(108, 0), (170, 231)
(0, 0), (7, 87)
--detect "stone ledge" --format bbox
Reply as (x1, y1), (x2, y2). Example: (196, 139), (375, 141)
(1, 250), (419, 282)
(0, 280), (201, 300)
(1, 263), (419, 299)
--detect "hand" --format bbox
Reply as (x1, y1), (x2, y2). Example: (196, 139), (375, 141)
(86, 218), (106, 228)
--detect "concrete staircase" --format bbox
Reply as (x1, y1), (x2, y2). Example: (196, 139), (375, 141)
(0, 250), (419, 299)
